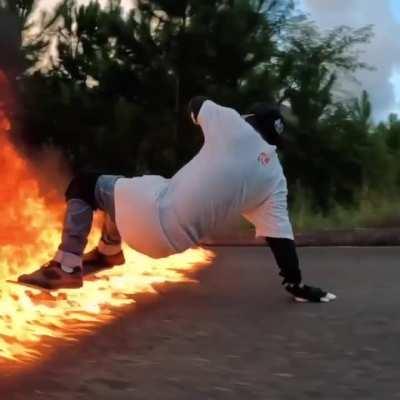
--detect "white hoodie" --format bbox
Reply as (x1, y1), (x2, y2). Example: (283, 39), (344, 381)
(114, 100), (293, 258)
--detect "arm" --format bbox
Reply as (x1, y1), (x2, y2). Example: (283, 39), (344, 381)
(265, 237), (302, 285)
(187, 97), (245, 144)
(265, 236), (336, 303)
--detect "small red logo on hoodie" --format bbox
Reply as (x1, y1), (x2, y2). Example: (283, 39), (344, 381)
(258, 152), (270, 166)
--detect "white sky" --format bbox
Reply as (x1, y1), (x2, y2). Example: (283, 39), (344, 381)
(299, 0), (400, 121)
(38, 0), (400, 121)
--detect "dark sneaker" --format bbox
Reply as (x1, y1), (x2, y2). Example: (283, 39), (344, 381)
(82, 247), (125, 275)
(18, 260), (83, 290)
(285, 283), (337, 303)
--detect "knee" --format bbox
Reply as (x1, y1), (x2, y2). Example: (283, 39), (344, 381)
(65, 172), (101, 209)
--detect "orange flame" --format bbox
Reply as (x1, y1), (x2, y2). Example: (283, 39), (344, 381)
(0, 71), (214, 363)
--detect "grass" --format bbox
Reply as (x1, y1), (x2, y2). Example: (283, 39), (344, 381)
(290, 189), (400, 232)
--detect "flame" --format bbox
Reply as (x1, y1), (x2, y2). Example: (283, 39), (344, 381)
(0, 71), (214, 364)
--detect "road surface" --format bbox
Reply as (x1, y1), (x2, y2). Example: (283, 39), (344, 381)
(1, 246), (400, 399)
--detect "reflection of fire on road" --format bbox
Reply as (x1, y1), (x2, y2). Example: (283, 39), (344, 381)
(0, 71), (214, 362)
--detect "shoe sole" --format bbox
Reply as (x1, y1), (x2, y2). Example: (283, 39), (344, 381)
(82, 263), (124, 277)
(8, 279), (83, 292)
(294, 292), (337, 303)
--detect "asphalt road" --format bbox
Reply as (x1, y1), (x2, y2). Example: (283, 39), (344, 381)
(1, 246), (400, 400)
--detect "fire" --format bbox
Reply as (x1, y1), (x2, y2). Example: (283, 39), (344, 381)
(0, 71), (214, 363)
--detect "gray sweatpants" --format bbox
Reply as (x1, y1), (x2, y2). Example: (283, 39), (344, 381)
(54, 175), (123, 268)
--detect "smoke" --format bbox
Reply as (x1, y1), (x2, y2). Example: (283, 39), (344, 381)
(0, 12), (70, 200)
(301, 0), (400, 121)
(29, 146), (72, 202)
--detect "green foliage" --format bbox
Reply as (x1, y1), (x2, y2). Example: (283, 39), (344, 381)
(276, 24), (377, 211)
(291, 185), (400, 231)
(0, 0), (52, 78)
(1, 0), (399, 228)
(11, 0), (298, 174)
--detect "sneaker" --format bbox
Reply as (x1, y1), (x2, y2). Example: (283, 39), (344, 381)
(83, 247), (125, 275)
(285, 283), (337, 303)
(18, 260), (83, 290)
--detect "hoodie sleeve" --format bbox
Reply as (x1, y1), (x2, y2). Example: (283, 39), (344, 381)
(197, 100), (245, 143)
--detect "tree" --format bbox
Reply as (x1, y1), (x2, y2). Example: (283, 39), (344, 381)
(131, 0), (297, 166)
(375, 113), (400, 190)
(277, 23), (373, 129)
(273, 22), (374, 211)
(7, 0), (396, 218)
(17, 0), (297, 174)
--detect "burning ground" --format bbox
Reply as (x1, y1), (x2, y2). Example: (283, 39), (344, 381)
(0, 71), (213, 364)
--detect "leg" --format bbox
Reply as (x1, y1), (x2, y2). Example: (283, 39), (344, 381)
(95, 175), (123, 256)
(55, 172), (101, 269)
(83, 175), (125, 270)
(18, 173), (101, 289)
(55, 198), (94, 269)
(98, 213), (123, 255)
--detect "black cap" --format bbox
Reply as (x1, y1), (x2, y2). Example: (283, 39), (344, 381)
(245, 103), (285, 148)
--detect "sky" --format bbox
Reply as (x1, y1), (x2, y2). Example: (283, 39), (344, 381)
(298, 0), (400, 121)
(37, 0), (400, 122)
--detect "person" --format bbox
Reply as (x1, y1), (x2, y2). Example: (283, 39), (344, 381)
(19, 97), (336, 303)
